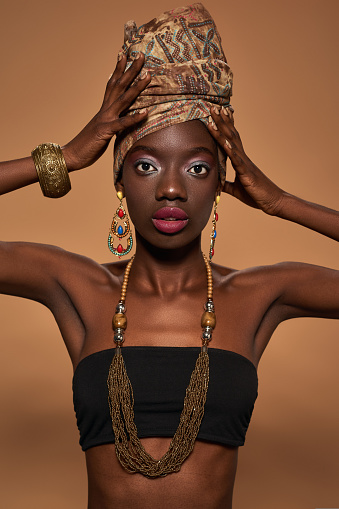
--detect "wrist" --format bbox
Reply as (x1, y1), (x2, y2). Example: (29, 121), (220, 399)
(262, 188), (287, 217)
(61, 144), (79, 172)
(271, 192), (298, 219)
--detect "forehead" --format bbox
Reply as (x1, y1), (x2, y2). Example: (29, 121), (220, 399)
(125, 120), (218, 159)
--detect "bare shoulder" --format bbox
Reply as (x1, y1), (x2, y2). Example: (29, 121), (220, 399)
(211, 260), (330, 294)
(39, 244), (129, 291)
(0, 240), (123, 300)
(211, 260), (284, 286)
(101, 259), (130, 279)
(214, 260), (338, 321)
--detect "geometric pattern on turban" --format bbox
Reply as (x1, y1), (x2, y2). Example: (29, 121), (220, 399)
(113, 3), (233, 185)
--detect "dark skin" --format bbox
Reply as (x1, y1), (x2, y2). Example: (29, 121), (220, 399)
(0, 52), (339, 508)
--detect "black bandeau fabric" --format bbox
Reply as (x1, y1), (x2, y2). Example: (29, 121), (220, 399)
(73, 346), (258, 451)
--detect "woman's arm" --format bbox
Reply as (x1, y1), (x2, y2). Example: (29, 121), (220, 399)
(0, 50), (150, 296)
(273, 194), (338, 242)
(208, 106), (339, 348)
(0, 52), (150, 196)
(0, 53), (151, 361)
(208, 107), (339, 242)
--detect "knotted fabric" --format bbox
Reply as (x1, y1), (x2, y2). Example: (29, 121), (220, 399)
(113, 3), (233, 185)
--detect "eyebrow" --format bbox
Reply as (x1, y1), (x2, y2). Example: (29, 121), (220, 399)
(128, 144), (216, 157)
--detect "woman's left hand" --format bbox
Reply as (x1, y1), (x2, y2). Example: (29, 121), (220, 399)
(207, 106), (285, 216)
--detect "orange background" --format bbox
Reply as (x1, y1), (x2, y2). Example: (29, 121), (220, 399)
(0, 0), (338, 507)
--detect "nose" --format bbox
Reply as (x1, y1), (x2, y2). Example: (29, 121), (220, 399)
(155, 166), (188, 202)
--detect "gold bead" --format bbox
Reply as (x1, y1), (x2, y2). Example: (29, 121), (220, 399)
(113, 313), (127, 330)
(201, 311), (216, 329)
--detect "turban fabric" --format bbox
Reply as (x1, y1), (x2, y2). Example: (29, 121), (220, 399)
(113, 3), (233, 186)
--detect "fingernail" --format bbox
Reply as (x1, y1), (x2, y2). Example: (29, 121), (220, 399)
(139, 108), (148, 114)
(117, 51), (124, 62)
(221, 106), (229, 116)
(139, 70), (148, 80)
(208, 118), (218, 130)
(208, 116), (218, 130)
(213, 106), (220, 115)
(224, 139), (232, 149)
(134, 51), (141, 60)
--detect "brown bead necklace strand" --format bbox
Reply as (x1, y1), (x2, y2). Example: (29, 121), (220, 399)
(107, 253), (216, 477)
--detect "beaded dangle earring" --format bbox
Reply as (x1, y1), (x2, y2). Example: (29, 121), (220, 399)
(108, 191), (133, 258)
(209, 194), (220, 262)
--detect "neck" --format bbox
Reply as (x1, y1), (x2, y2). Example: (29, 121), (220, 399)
(128, 233), (208, 297)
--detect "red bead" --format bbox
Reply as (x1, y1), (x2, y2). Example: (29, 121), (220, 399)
(211, 248), (214, 257)
(117, 244), (123, 253)
(118, 209), (124, 218)
(215, 213), (218, 221)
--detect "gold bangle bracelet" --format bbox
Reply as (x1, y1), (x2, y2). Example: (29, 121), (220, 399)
(31, 143), (71, 198)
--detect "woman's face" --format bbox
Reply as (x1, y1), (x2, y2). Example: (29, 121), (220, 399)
(117, 119), (222, 251)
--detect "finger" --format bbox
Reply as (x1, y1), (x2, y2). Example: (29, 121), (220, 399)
(227, 107), (234, 123)
(211, 106), (238, 140)
(112, 52), (146, 90)
(222, 180), (235, 196)
(206, 115), (248, 175)
(110, 108), (149, 134)
(210, 107), (243, 153)
(104, 52), (146, 104)
(206, 114), (233, 154)
(102, 51), (128, 104)
(222, 105), (234, 123)
(110, 71), (151, 115)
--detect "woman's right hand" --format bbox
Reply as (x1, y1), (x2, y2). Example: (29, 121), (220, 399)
(62, 52), (151, 171)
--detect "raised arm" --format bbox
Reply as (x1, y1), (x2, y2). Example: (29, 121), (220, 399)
(208, 106), (339, 242)
(0, 52), (151, 363)
(0, 52), (150, 195)
(207, 106), (338, 361)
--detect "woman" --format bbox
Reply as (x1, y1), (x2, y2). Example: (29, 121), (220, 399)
(1, 3), (338, 508)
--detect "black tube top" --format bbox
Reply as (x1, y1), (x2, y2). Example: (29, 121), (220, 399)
(72, 347), (258, 451)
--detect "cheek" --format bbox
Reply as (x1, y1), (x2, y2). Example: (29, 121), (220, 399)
(197, 197), (215, 232)
(123, 180), (153, 229)
(186, 182), (217, 232)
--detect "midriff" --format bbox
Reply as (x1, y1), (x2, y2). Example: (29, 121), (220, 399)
(86, 438), (238, 509)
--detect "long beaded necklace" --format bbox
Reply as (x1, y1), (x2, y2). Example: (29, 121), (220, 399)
(107, 253), (216, 478)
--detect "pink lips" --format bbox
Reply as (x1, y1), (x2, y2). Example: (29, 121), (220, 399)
(152, 207), (189, 234)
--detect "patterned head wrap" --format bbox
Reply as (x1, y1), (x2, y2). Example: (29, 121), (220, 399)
(113, 3), (233, 186)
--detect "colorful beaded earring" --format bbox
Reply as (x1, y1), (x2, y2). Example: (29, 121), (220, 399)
(108, 191), (133, 258)
(209, 194), (220, 262)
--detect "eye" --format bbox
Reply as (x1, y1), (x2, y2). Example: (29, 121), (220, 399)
(135, 160), (157, 173)
(187, 164), (209, 176)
